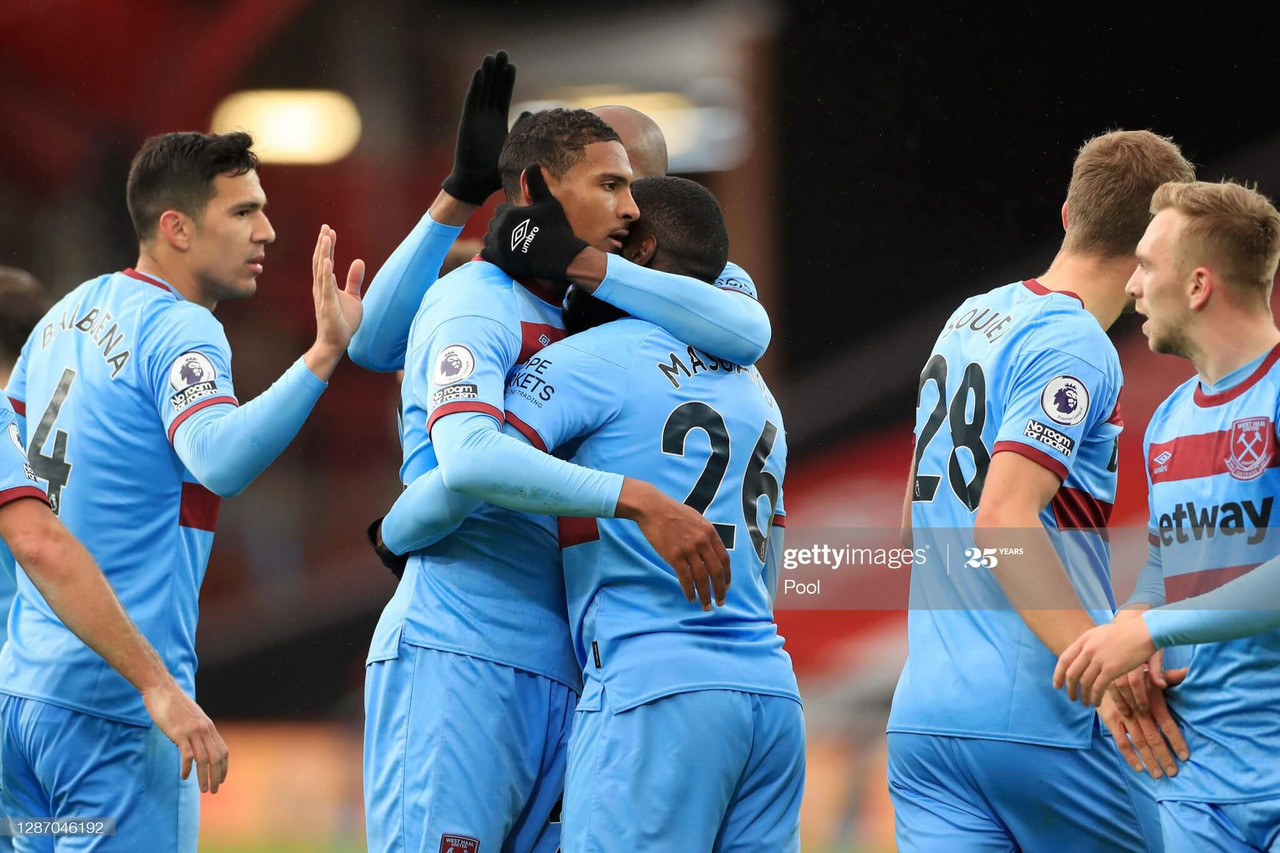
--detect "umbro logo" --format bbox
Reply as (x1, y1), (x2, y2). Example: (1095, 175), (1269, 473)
(1152, 449), (1172, 474)
(511, 218), (539, 254)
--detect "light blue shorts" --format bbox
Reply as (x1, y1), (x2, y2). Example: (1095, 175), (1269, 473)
(888, 726), (1162, 853)
(363, 642), (575, 853)
(1160, 798), (1280, 852)
(0, 694), (198, 852)
(562, 684), (804, 852)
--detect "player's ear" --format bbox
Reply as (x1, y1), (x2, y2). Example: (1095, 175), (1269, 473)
(1188, 266), (1213, 311)
(517, 169), (531, 206)
(624, 233), (657, 267)
(157, 210), (193, 252)
(622, 233), (655, 266)
(1061, 200), (1069, 233)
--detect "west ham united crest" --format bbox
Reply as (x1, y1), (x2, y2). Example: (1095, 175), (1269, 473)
(1226, 416), (1274, 481)
(439, 835), (480, 853)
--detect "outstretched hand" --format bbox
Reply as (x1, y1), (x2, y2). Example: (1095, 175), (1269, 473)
(306, 224), (365, 380)
(442, 50), (517, 206)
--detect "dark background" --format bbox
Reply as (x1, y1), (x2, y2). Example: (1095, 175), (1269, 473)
(781, 4), (1279, 366)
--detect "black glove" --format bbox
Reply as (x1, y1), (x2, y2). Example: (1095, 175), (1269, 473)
(367, 517), (408, 581)
(480, 165), (589, 281)
(441, 50), (516, 206)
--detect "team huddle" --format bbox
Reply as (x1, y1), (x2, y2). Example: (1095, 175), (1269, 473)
(0, 48), (1278, 853)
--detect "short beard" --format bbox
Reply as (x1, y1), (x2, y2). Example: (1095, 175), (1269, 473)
(1151, 324), (1195, 360)
(198, 268), (253, 304)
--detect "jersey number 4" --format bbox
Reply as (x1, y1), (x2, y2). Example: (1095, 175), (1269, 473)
(662, 402), (780, 561)
(913, 354), (989, 511)
(28, 368), (76, 515)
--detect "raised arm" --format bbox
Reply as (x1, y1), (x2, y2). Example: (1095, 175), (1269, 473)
(168, 227), (362, 497)
(349, 51), (515, 371)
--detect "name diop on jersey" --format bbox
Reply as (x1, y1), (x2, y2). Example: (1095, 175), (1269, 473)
(39, 302), (131, 379)
(1157, 496), (1273, 547)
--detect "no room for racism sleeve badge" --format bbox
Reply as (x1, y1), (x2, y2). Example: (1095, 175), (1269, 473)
(168, 351), (220, 411)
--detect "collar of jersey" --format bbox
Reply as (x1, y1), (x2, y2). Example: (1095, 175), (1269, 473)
(1194, 343), (1280, 407)
(469, 254), (564, 308)
(122, 268), (183, 300)
(1022, 278), (1084, 307)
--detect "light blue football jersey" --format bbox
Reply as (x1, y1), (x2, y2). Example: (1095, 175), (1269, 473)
(889, 280), (1124, 747)
(1143, 344), (1280, 802)
(0, 546), (12, 650)
(368, 260), (580, 689)
(502, 317), (797, 710)
(0, 393), (47, 649)
(0, 269), (237, 726)
(714, 260), (757, 299)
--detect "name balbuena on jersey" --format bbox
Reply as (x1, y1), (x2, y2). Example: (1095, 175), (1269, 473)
(503, 318), (798, 711)
(1, 269), (237, 725)
(891, 280), (1123, 747)
(369, 261), (579, 688)
(1145, 345), (1280, 802)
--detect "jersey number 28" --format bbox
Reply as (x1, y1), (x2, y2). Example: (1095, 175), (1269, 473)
(913, 354), (989, 512)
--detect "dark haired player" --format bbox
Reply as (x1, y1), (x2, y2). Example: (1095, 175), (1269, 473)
(381, 176), (800, 850)
(361, 107), (761, 853)
(0, 131), (363, 850)
(352, 70), (770, 377)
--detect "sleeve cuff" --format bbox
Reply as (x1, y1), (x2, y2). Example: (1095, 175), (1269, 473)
(1122, 592), (1165, 611)
(599, 473), (624, 519)
(294, 357), (331, 393)
(593, 254), (624, 302)
(423, 210), (466, 238)
(1142, 608), (1176, 649)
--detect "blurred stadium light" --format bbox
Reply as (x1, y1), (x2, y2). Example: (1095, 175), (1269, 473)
(515, 86), (750, 173)
(212, 90), (362, 164)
